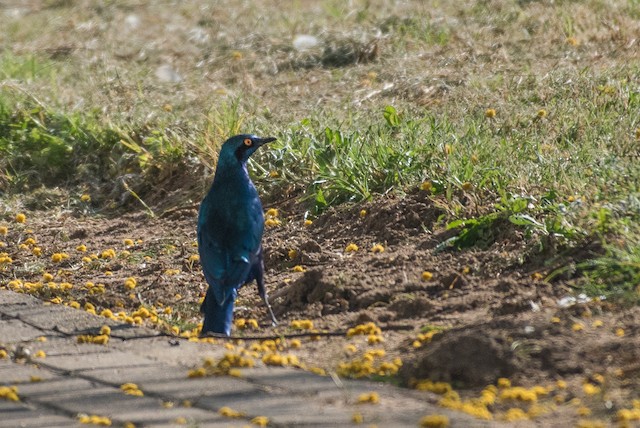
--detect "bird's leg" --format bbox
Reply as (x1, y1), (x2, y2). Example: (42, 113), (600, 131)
(262, 292), (278, 327)
(256, 274), (278, 326)
(254, 248), (277, 326)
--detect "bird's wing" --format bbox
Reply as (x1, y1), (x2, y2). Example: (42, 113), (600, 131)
(198, 196), (264, 304)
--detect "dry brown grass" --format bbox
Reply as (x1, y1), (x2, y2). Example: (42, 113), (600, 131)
(2, 0), (638, 125)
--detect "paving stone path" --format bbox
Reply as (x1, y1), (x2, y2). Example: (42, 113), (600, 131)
(0, 290), (500, 427)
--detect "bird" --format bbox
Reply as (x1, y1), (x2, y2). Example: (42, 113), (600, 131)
(197, 134), (278, 336)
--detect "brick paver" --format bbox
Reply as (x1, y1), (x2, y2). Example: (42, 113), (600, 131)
(0, 290), (499, 427)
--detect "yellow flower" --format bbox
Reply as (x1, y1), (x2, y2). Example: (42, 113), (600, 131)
(291, 319), (314, 330)
(572, 323), (584, 332)
(345, 243), (359, 253)
(577, 407), (592, 416)
(497, 378), (511, 388)
(371, 244), (384, 253)
(537, 109), (547, 118)
(289, 339), (301, 349)
(566, 36), (579, 46)
(187, 368), (206, 378)
(265, 218), (281, 227)
(77, 414), (112, 426)
(120, 383), (144, 396)
(250, 416), (269, 427)
(583, 383), (600, 395)
(100, 249), (116, 259)
(420, 414), (450, 427)
(617, 408), (640, 421)
(550, 316), (561, 323)
(51, 253), (69, 263)
(527, 272), (543, 282)
(344, 344), (357, 353)
(357, 392), (380, 404)
(615, 328), (625, 337)
(124, 277), (137, 290)
(292, 265), (305, 272)
(80, 194), (91, 202)
(265, 208), (278, 218)
(15, 213), (26, 223)
(421, 271), (433, 281)
(34, 350), (46, 359)
(346, 322), (381, 337)
(420, 181), (433, 192)
(100, 309), (114, 319)
(308, 366), (326, 376)
(304, 219), (313, 226)
(218, 406), (244, 418)
(0, 385), (20, 401)
(591, 320), (604, 328)
(359, 209), (367, 218)
(123, 239), (134, 247)
(502, 408), (528, 422)
(485, 108), (496, 118)
(288, 249), (298, 259)
(414, 379), (453, 395)
(367, 334), (383, 344)
(352, 412), (364, 424)
(0, 226), (7, 235)
(32, 247), (42, 256)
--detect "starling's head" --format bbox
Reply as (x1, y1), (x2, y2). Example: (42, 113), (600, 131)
(220, 134), (277, 164)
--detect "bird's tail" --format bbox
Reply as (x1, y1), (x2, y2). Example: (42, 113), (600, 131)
(200, 287), (236, 336)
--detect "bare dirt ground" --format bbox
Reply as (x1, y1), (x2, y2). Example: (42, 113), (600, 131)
(2, 191), (639, 426)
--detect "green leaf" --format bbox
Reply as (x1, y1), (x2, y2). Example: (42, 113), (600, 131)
(315, 188), (327, 207)
(383, 105), (400, 128)
(508, 214), (543, 228)
(509, 197), (528, 213)
(445, 219), (468, 230)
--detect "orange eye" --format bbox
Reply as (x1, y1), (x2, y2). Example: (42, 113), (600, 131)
(243, 138), (252, 147)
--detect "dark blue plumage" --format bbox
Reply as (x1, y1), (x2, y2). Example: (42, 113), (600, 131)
(197, 134), (278, 335)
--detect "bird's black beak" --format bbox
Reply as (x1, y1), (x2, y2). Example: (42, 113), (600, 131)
(256, 136), (277, 146)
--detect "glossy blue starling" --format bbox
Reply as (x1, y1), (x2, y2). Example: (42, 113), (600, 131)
(197, 134), (278, 335)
